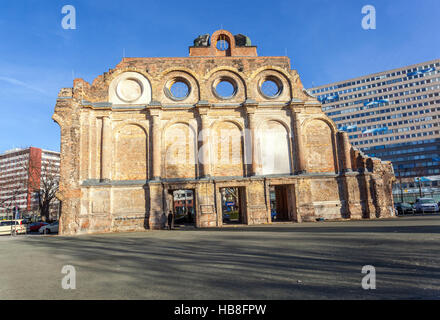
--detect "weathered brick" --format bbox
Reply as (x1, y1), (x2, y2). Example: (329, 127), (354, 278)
(53, 30), (395, 235)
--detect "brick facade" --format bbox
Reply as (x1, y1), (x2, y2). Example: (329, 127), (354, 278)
(53, 30), (395, 235)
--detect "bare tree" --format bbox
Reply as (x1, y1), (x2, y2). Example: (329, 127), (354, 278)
(0, 190), (21, 218)
(22, 156), (59, 222)
(224, 187), (239, 202)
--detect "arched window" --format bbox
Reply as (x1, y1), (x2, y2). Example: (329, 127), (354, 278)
(215, 34), (231, 56)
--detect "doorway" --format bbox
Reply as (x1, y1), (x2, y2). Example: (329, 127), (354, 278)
(220, 187), (246, 225)
(270, 185), (295, 222)
(172, 189), (195, 226)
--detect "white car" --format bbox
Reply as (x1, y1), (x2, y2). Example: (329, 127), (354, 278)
(414, 198), (439, 213)
(39, 221), (59, 234)
(0, 220), (27, 235)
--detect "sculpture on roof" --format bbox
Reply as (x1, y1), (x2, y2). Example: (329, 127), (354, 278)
(234, 34), (251, 47)
(193, 34), (210, 47)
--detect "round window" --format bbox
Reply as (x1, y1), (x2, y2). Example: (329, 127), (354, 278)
(259, 77), (283, 98)
(116, 78), (143, 102)
(165, 78), (191, 101)
(215, 80), (236, 99)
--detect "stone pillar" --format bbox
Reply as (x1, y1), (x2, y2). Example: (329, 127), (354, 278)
(295, 178), (315, 222)
(338, 173), (363, 219)
(291, 110), (306, 174)
(199, 112), (211, 178)
(151, 112), (162, 180)
(247, 110), (259, 176)
(53, 91), (82, 235)
(339, 131), (353, 172)
(100, 116), (111, 181)
(148, 182), (165, 229)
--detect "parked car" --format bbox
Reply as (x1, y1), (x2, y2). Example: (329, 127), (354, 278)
(0, 220), (27, 235)
(28, 222), (49, 232)
(414, 198), (439, 213)
(395, 202), (415, 215)
(223, 214), (231, 222)
(39, 221), (59, 234)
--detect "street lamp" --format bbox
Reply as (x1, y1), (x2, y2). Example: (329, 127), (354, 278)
(397, 167), (404, 203)
(10, 195), (16, 237)
(411, 160), (424, 199)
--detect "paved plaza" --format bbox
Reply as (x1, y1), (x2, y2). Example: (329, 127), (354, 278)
(1, 215), (439, 300)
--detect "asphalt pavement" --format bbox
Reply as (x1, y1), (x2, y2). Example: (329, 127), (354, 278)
(0, 215), (439, 300)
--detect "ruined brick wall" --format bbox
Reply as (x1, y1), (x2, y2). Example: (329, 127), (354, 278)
(53, 30), (395, 235)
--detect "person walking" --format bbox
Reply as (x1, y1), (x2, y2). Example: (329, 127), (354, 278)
(167, 210), (174, 230)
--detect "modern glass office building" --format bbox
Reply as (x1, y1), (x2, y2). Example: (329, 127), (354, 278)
(308, 59), (440, 201)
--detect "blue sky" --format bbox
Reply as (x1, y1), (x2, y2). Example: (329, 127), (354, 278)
(0, 0), (439, 153)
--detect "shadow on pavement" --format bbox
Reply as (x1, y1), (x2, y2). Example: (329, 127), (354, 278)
(10, 215), (440, 299)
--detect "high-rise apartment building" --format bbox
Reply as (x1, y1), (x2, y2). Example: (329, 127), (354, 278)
(309, 59), (440, 199)
(0, 147), (60, 219)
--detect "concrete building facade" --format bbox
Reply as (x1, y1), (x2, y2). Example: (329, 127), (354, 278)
(53, 30), (395, 235)
(309, 59), (440, 198)
(0, 147), (60, 219)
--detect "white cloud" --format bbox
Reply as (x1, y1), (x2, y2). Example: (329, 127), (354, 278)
(0, 76), (49, 95)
